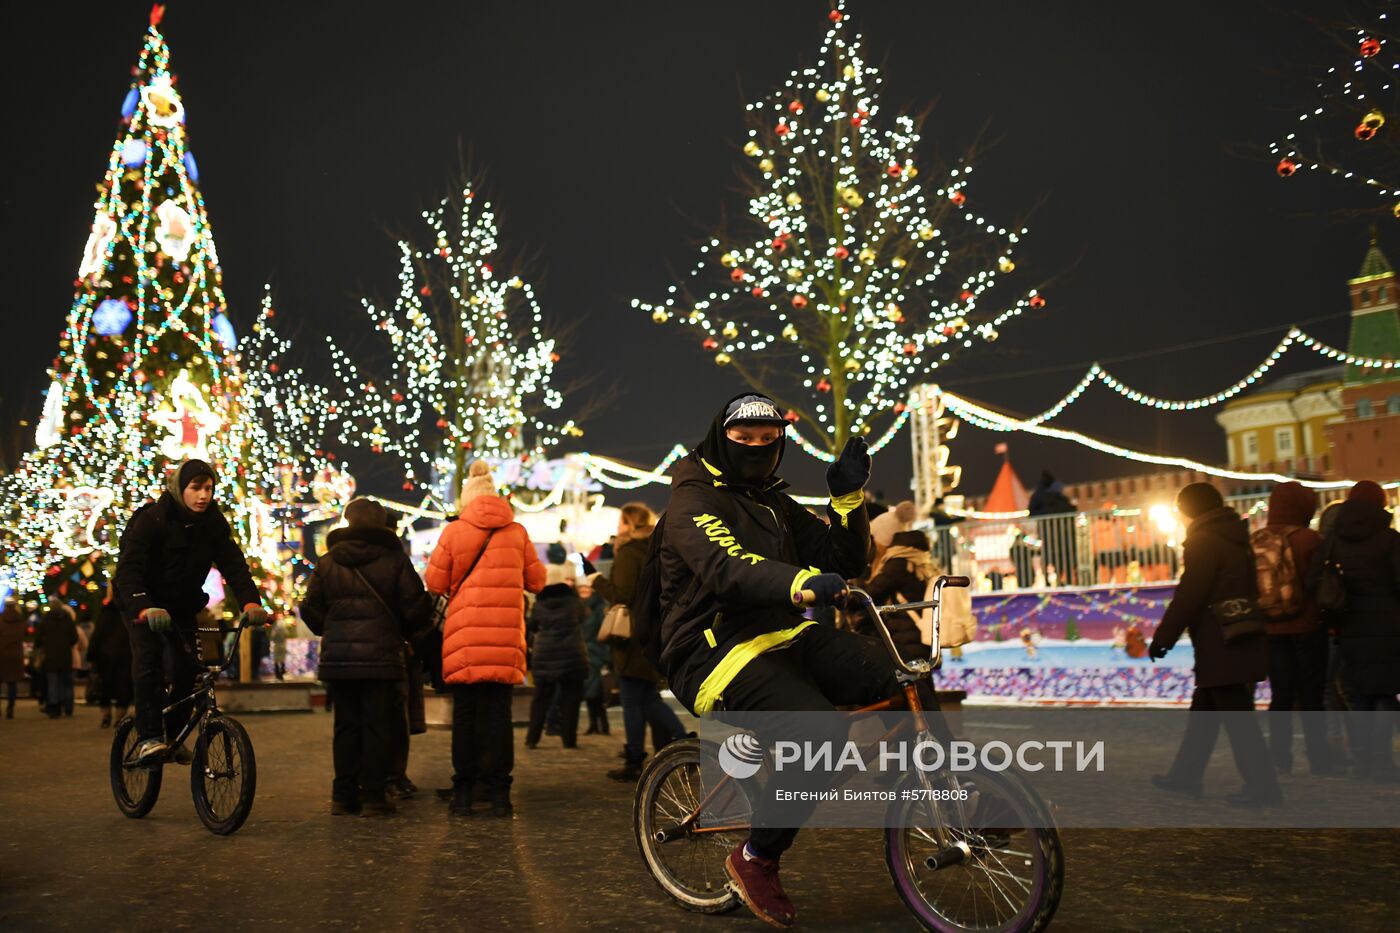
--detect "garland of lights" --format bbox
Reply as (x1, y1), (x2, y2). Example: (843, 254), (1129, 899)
(631, 0), (1047, 454)
(330, 181), (575, 502)
(1269, 7), (1400, 209)
(0, 11), (338, 610)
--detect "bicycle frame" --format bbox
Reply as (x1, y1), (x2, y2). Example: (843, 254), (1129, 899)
(132, 620), (251, 766)
(655, 577), (973, 843)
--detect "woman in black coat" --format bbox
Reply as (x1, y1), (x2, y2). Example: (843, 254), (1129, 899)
(1307, 481), (1400, 780)
(1148, 483), (1280, 805)
(525, 567), (588, 749)
(87, 587), (133, 728)
(301, 498), (432, 815)
(862, 530), (935, 664)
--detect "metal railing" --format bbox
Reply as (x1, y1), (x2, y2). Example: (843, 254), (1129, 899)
(927, 488), (1367, 592)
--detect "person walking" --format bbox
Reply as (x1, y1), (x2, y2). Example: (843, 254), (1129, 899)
(37, 604), (79, 718)
(1, 598), (29, 719)
(301, 497), (433, 816)
(113, 459), (269, 762)
(86, 586), (133, 728)
(1255, 482), (1333, 775)
(578, 577), (610, 735)
(1149, 483), (1280, 806)
(525, 565), (588, 749)
(1028, 471), (1077, 586)
(592, 502), (689, 782)
(1308, 480), (1400, 781)
(426, 460), (546, 818)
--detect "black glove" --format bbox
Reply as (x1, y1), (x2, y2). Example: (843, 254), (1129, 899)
(804, 573), (850, 606)
(1148, 641), (1170, 662)
(826, 436), (871, 497)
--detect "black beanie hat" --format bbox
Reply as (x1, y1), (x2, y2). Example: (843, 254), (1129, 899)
(343, 497), (388, 528)
(1176, 482), (1224, 520)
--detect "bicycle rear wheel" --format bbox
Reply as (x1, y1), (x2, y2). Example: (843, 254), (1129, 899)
(190, 715), (256, 835)
(634, 738), (750, 914)
(110, 716), (163, 818)
(885, 768), (1063, 933)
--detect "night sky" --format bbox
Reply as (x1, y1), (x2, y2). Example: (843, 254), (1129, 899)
(0, 1), (1379, 507)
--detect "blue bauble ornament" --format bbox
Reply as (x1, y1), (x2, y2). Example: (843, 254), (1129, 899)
(184, 150), (200, 182)
(212, 312), (236, 348)
(120, 88), (139, 118)
(120, 138), (147, 167)
(93, 299), (133, 336)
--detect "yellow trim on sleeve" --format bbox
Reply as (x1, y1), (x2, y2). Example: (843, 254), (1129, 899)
(693, 620), (817, 714)
(704, 628), (718, 648)
(829, 490), (865, 528)
(789, 566), (819, 604)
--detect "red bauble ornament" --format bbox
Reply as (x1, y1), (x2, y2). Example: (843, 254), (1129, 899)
(893, 402), (907, 414)
(788, 100), (804, 114)
(1276, 157), (1298, 177)
(1356, 122), (1379, 141)
(702, 337), (719, 350)
(751, 286), (766, 298)
(371, 445), (383, 454)
(792, 295), (809, 309)
(833, 245), (850, 260)
(550, 352), (561, 362)
(829, 9), (842, 22)
(1361, 36), (1382, 58)
(269, 363), (279, 373)
(851, 111), (868, 127)
(960, 290), (974, 302)
(776, 121), (790, 136)
(949, 191), (967, 206)
(816, 378), (832, 392)
(772, 237), (788, 252)
(391, 391), (404, 403)
(903, 342), (917, 356)
(887, 163), (902, 177)
(730, 268), (746, 282)
(436, 418), (449, 428)
(941, 325), (957, 337)
(784, 409), (800, 423)
(402, 481), (414, 491)
(1029, 294), (1047, 309)
(419, 285), (431, 296)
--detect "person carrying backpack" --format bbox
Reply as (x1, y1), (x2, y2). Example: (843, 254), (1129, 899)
(654, 392), (914, 928)
(1253, 482), (1334, 775)
(113, 459), (269, 762)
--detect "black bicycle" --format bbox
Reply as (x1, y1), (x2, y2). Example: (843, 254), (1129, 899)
(109, 614), (258, 835)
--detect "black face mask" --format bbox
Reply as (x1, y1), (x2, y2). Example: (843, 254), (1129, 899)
(722, 437), (781, 486)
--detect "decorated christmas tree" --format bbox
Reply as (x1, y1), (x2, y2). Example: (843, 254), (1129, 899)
(331, 173), (577, 505)
(0, 7), (336, 612)
(633, 0), (1047, 455)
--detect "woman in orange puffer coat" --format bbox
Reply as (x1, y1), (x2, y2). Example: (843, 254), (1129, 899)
(426, 460), (545, 817)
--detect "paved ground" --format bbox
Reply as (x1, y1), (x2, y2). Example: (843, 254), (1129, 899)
(1, 700), (1397, 932)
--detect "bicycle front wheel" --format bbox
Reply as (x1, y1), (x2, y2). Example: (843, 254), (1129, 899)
(634, 738), (750, 914)
(110, 716), (162, 818)
(885, 768), (1063, 933)
(190, 715), (256, 835)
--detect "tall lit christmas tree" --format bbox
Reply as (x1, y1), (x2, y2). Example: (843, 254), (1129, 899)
(331, 175), (576, 504)
(633, 0), (1047, 453)
(0, 7), (336, 611)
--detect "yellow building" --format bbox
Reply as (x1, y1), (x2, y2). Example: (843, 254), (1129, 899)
(1214, 367), (1342, 476)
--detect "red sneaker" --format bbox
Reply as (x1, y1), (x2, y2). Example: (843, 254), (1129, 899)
(725, 843), (796, 928)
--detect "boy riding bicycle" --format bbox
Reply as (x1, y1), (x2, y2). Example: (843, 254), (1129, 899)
(113, 459), (268, 762)
(658, 393), (938, 928)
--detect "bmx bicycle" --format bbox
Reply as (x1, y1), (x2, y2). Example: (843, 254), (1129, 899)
(109, 613), (259, 835)
(633, 577), (1064, 932)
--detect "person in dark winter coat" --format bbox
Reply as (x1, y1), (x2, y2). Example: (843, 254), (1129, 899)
(1028, 472), (1077, 585)
(593, 503), (689, 781)
(301, 497), (433, 815)
(113, 459), (268, 761)
(657, 392), (909, 929)
(525, 566), (588, 748)
(861, 530), (935, 664)
(1259, 482), (1333, 775)
(37, 605), (78, 718)
(578, 580), (610, 735)
(1307, 481), (1400, 780)
(1, 598), (27, 719)
(86, 586), (133, 728)
(1149, 483), (1279, 805)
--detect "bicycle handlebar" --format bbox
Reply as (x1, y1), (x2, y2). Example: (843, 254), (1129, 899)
(842, 576), (971, 677)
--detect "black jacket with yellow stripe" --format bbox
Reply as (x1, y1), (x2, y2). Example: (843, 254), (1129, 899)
(658, 452), (871, 715)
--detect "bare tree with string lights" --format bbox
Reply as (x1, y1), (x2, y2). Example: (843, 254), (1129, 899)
(632, 0), (1048, 457)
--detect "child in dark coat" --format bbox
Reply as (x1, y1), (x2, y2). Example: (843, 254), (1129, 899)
(525, 565), (588, 748)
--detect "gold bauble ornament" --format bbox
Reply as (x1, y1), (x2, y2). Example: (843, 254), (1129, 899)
(998, 257), (1016, 273)
(843, 65), (855, 79)
(891, 256), (907, 269)
(919, 226), (935, 241)
(743, 141), (761, 157)
(840, 187), (863, 207)
(652, 309), (670, 323)
(722, 322), (739, 339)
(715, 352), (732, 366)
(1364, 109), (1386, 130)
(858, 248), (876, 264)
(815, 88), (831, 102)
(906, 165), (918, 179)
(786, 192), (803, 206)
(720, 252), (737, 267)
(884, 303), (902, 321)
(759, 158), (775, 173)
(1393, 202), (1400, 218)
(786, 266), (804, 281)
(986, 328), (1000, 342)
(782, 323), (798, 339)
(844, 357), (861, 372)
